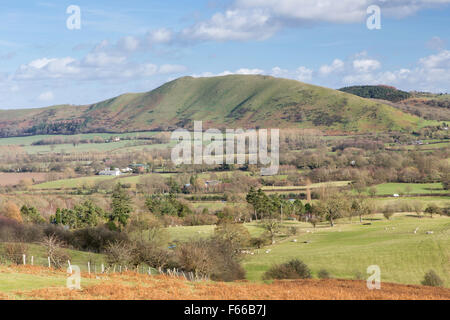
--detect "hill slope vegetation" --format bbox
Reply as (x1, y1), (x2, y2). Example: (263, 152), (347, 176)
(0, 75), (422, 137)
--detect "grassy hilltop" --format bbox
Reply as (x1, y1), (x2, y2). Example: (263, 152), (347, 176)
(0, 75), (424, 136)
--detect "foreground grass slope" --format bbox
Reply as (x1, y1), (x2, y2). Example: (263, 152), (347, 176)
(1, 266), (449, 300)
(0, 75), (423, 135)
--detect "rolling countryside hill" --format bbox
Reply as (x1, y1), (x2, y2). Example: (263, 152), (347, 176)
(0, 75), (424, 137)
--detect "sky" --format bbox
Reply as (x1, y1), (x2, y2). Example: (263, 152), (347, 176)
(0, 0), (449, 109)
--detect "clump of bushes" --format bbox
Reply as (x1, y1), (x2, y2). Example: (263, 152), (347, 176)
(263, 259), (312, 280)
(421, 270), (444, 287)
(41, 234), (71, 269)
(3, 242), (29, 265)
(318, 269), (331, 279)
(175, 238), (246, 282)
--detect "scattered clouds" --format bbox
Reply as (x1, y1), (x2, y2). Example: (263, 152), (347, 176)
(180, 9), (279, 42)
(37, 91), (54, 102)
(352, 59), (381, 73)
(319, 59), (345, 75)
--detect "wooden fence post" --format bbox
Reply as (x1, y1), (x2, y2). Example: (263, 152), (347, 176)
(88, 261), (91, 274)
(48, 257), (51, 268)
(23, 254), (26, 265)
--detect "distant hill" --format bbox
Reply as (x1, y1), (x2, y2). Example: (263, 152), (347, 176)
(339, 85), (411, 102)
(0, 75), (422, 137)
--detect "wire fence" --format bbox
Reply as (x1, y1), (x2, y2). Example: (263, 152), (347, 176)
(0, 253), (210, 282)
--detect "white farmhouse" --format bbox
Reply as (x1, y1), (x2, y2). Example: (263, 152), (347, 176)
(99, 168), (122, 176)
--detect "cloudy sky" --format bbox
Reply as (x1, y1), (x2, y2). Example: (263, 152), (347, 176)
(0, 0), (449, 109)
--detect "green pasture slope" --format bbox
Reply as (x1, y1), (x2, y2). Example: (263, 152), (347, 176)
(167, 214), (450, 287)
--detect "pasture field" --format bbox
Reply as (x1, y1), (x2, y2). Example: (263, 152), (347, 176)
(370, 183), (446, 195)
(0, 132), (169, 155)
(166, 214), (450, 287)
(261, 181), (352, 191)
(374, 196), (450, 208)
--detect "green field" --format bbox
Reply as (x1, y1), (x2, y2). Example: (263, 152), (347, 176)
(166, 215), (450, 286)
(370, 183), (446, 195)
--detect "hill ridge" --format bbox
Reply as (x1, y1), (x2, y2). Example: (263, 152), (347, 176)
(0, 75), (422, 137)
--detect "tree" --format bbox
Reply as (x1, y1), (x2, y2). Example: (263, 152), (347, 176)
(424, 204), (442, 218)
(317, 194), (350, 227)
(261, 219), (280, 244)
(293, 199), (305, 221)
(109, 183), (132, 230)
(442, 170), (450, 190)
(20, 205), (45, 224)
(368, 187), (377, 198)
(1, 202), (22, 223)
(246, 187), (258, 220)
(351, 196), (373, 223)
(214, 222), (250, 257)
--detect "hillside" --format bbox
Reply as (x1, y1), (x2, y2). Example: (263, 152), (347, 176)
(339, 85), (411, 102)
(0, 75), (423, 137)
(2, 266), (449, 300)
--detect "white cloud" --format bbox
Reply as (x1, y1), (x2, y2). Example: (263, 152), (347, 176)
(148, 28), (173, 44)
(117, 36), (140, 52)
(83, 52), (127, 67)
(295, 66), (313, 82)
(181, 9), (278, 42)
(353, 59), (381, 73)
(419, 50), (450, 69)
(16, 57), (79, 80)
(319, 59), (345, 75)
(37, 91), (54, 102)
(192, 68), (264, 77)
(236, 0), (450, 23)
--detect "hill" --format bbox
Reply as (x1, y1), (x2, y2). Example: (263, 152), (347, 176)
(0, 75), (423, 137)
(339, 85), (411, 102)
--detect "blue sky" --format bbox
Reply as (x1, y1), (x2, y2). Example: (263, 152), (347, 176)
(0, 0), (449, 109)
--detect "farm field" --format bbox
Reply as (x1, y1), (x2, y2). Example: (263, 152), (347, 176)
(0, 173), (49, 186)
(166, 214), (450, 287)
(370, 183), (446, 195)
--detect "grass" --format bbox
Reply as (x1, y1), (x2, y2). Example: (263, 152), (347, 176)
(369, 183), (446, 195)
(165, 214), (450, 287)
(243, 214), (450, 286)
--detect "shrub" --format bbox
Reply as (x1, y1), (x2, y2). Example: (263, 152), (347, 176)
(175, 239), (246, 282)
(183, 214), (218, 226)
(3, 242), (29, 265)
(73, 226), (128, 253)
(421, 270), (444, 287)
(131, 241), (172, 269)
(105, 241), (134, 267)
(263, 259), (312, 280)
(41, 234), (71, 269)
(354, 271), (364, 280)
(318, 269), (331, 279)
(1, 202), (23, 223)
(250, 236), (270, 249)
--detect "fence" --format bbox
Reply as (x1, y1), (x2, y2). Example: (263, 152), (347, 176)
(0, 253), (210, 282)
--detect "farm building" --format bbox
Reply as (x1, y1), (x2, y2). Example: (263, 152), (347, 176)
(98, 168), (122, 176)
